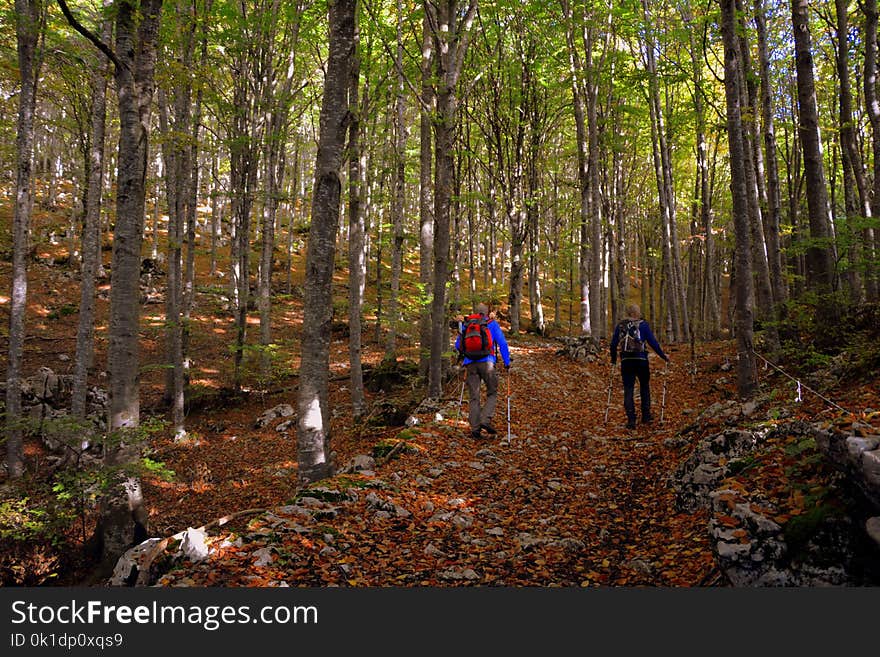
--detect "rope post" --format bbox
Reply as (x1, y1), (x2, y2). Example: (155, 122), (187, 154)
(750, 349), (852, 416)
(660, 360), (669, 424)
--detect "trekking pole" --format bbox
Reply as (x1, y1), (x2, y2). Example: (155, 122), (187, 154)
(660, 360), (669, 424)
(506, 367), (511, 444)
(456, 368), (466, 422)
(604, 363), (614, 423)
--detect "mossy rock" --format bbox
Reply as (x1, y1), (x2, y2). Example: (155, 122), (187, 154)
(365, 358), (419, 393)
(371, 438), (420, 460)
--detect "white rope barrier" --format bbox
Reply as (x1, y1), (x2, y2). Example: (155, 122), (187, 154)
(749, 350), (852, 416)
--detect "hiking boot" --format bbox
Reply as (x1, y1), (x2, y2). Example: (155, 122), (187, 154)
(626, 420), (637, 430)
(642, 416), (653, 426)
(480, 423), (497, 435)
(470, 428), (483, 439)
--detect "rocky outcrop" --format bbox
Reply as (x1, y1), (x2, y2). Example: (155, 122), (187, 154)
(0, 367), (108, 468)
(672, 418), (880, 586)
(813, 424), (880, 510)
(555, 336), (602, 362)
(705, 489), (877, 586)
(672, 428), (768, 513)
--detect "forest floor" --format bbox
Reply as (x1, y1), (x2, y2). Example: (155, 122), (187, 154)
(2, 193), (878, 586)
(143, 335), (726, 587)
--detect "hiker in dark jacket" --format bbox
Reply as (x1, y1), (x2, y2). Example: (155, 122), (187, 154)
(455, 303), (511, 439)
(609, 303), (670, 430)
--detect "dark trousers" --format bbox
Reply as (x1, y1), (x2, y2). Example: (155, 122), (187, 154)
(621, 358), (652, 423)
(466, 360), (498, 431)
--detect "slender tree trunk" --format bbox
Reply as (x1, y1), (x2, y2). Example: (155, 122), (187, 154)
(521, 38), (546, 335)
(259, 137), (279, 375)
(348, 14), (365, 417)
(612, 135), (628, 324)
(229, 44), (260, 391)
(418, 14), (434, 379)
(506, 119), (526, 335)
(731, 3), (774, 329)
(157, 87), (186, 436)
(386, 4), (406, 358)
(210, 152), (220, 275)
(836, 0), (866, 302)
(721, 0), (757, 398)
(426, 0), (477, 399)
(73, 8), (112, 422)
(863, 0), (880, 301)
(152, 158), (161, 260)
(286, 146), (300, 293)
(561, 0), (591, 336)
(182, 5), (210, 377)
(6, 0), (42, 479)
(297, 0), (355, 483)
(754, 0), (787, 312)
(792, 0), (836, 293)
(642, 0), (682, 343)
(585, 22), (605, 341)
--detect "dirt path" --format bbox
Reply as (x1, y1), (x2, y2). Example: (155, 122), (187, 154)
(152, 338), (719, 587)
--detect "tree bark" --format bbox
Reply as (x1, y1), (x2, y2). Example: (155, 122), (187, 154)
(862, 0), (880, 301)
(348, 11), (366, 417)
(835, 0), (865, 302)
(754, 0), (788, 312)
(418, 14), (434, 379)
(426, 0), (477, 399)
(73, 7), (112, 422)
(561, 0), (591, 336)
(792, 0), (836, 293)
(642, 0), (683, 343)
(101, 0), (163, 570)
(585, 19), (604, 340)
(296, 0), (355, 483)
(386, 3), (406, 358)
(721, 0), (757, 398)
(6, 0), (43, 479)
(157, 84), (186, 437)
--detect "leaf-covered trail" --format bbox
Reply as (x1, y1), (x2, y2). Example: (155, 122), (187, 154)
(153, 338), (720, 587)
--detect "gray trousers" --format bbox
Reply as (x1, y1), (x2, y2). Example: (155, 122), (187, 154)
(466, 360), (498, 431)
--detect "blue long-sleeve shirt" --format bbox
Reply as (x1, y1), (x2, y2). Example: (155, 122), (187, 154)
(609, 319), (668, 364)
(455, 317), (511, 367)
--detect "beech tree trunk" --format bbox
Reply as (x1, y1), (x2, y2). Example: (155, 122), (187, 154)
(863, 0), (880, 301)
(6, 0), (42, 479)
(835, 0), (865, 302)
(642, 0), (684, 343)
(560, 0), (591, 336)
(418, 14), (434, 378)
(754, 0), (788, 312)
(792, 0), (836, 293)
(721, 0), (757, 398)
(731, 2), (774, 328)
(73, 8), (112, 422)
(296, 0), (355, 483)
(95, 0), (163, 570)
(157, 84), (186, 437)
(426, 0), (477, 399)
(386, 4), (406, 358)
(348, 13), (366, 417)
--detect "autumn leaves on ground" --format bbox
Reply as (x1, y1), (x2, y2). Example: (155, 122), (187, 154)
(4, 199), (874, 587)
(145, 339), (720, 587)
(2, 203), (725, 586)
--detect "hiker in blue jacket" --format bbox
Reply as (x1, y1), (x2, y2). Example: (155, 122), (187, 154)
(609, 303), (670, 430)
(455, 303), (511, 439)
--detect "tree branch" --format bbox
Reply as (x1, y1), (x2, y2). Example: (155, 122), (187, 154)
(55, 0), (124, 73)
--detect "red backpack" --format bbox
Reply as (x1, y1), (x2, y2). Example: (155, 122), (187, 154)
(459, 314), (494, 360)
